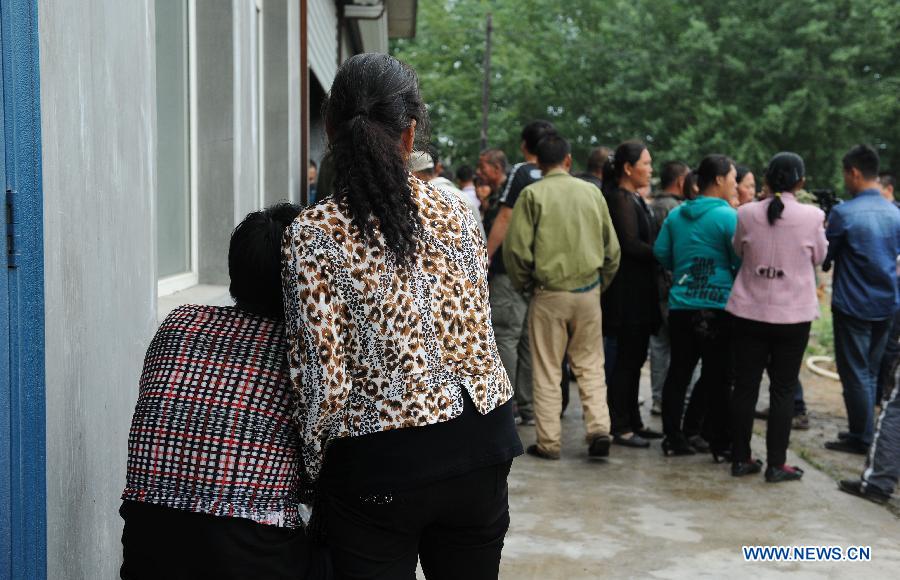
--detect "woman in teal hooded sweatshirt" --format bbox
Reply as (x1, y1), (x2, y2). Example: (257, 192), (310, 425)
(653, 154), (741, 457)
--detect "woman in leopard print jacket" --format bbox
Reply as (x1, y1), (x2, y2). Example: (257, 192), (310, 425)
(281, 53), (522, 578)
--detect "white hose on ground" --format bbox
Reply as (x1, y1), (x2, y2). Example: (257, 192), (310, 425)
(806, 355), (840, 381)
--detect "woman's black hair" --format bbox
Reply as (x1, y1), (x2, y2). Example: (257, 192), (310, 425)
(764, 152), (805, 225)
(601, 141), (647, 195)
(683, 169), (698, 200)
(229, 202), (302, 319)
(696, 154), (735, 193)
(323, 53), (429, 266)
(735, 165), (751, 185)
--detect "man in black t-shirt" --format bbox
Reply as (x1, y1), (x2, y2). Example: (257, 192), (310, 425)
(576, 146), (610, 193)
(482, 120), (556, 425)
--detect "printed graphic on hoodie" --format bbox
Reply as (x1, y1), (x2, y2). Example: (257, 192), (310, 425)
(685, 257), (728, 303)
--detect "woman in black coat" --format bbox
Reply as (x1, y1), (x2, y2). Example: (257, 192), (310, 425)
(601, 141), (663, 448)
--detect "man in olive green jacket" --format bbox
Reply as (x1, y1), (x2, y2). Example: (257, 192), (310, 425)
(504, 134), (621, 459)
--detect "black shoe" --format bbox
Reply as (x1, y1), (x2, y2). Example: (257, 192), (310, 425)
(765, 464), (804, 483)
(526, 444), (560, 460)
(588, 436), (611, 458)
(613, 433), (650, 448)
(838, 431), (851, 440)
(687, 435), (710, 453)
(824, 439), (868, 455)
(731, 459), (763, 477)
(838, 480), (890, 505)
(661, 435), (695, 456)
(711, 448), (733, 464)
(636, 428), (664, 440)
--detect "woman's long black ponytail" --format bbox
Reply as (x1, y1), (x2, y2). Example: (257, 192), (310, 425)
(764, 152), (805, 225)
(324, 53), (429, 266)
(601, 141), (646, 196)
(767, 194), (785, 225)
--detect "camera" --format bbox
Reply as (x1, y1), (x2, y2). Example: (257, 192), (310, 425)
(811, 188), (841, 218)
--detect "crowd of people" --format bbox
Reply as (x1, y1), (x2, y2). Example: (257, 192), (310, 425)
(472, 126), (899, 489)
(114, 53), (899, 579)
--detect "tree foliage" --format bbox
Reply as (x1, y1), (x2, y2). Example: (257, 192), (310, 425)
(391, 0), (900, 189)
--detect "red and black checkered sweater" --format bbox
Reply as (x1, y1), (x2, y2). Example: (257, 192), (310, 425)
(121, 304), (302, 528)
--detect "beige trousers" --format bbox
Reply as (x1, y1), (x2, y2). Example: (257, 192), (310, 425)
(529, 287), (610, 455)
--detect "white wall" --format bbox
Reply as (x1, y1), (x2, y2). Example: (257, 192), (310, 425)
(39, 1), (158, 577)
(36, 0), (388, 575)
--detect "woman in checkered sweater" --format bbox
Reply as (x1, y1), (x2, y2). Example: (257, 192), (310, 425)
(120, 204), (326, 579)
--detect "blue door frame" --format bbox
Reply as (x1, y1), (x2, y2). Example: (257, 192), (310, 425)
(0, 0), (46, 578)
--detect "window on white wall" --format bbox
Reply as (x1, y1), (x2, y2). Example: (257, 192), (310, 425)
(156, 0), (198, 295)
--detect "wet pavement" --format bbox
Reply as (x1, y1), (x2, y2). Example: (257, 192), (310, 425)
(498, 374), (900, 579)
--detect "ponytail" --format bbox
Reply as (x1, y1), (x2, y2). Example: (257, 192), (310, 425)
(602, 140), (646, 196)
(324, 53), (428, 266)
(600, 156), (616, 196)
(767, 192), (785, 225)
(763, 152), (805, 226)
(696, 154), (734, 193)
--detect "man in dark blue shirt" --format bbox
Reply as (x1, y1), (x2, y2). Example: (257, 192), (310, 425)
(824, 145), (900, 454)
(481, 120), (555, 426)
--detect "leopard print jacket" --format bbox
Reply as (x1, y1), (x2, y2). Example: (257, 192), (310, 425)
(282, 175), (512, 486)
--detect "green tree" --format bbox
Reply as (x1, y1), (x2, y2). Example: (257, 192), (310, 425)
(392, 0), (900, 190)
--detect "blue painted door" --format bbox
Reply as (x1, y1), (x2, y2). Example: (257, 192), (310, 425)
(0, 0), (46, 579)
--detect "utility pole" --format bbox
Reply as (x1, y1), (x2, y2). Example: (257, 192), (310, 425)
(480, 13), (492, 151)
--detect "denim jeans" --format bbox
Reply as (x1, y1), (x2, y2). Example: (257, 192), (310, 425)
(793, 380), (806, 415)
(833, 308), (892, 445)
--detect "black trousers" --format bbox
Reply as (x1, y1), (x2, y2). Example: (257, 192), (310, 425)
(608, 325), (651, 435)
(120, 501), (323, 580)
(682, 375), (708, 438)
(662, 309), (732, 450)
(730, 317), (811, 466)
(324, 461), (512, 580)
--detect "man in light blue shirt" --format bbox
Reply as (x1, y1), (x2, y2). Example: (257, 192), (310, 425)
(824, 145), (900, 454)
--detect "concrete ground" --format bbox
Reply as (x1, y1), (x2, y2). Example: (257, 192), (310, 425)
(499, 374), (900, 579)
(757, 366), (898, 510)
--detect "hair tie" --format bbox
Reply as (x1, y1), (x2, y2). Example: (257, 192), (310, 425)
(775, 192), (782, 198)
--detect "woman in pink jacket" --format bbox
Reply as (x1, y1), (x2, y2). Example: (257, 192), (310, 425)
(726, 152), (827, 483)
